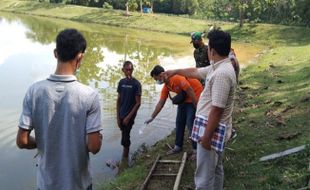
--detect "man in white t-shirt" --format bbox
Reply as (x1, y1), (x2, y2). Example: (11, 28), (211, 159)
(163, 29), (237, 190)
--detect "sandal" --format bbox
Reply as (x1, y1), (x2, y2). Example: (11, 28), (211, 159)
(166, 147), (182, 155)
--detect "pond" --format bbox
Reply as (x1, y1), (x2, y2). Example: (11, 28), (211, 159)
(0, 12), (263, 190)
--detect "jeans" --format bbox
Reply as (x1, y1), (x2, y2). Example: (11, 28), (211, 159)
(175, 103), (197, 150)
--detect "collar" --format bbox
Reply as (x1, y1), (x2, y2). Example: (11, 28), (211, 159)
(211, 57), (230, 70)
(47, 74), (77, 82)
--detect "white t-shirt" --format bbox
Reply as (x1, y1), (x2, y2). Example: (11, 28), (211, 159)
(196, 58), (237, 141)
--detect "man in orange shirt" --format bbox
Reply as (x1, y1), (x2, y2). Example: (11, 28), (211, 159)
(145, 65), (203, 157)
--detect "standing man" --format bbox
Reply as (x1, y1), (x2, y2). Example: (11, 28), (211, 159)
(16, 29), (102, 190)
(191, 32), (210, 85)
(117, 61), (141, 158)
(191, 31), (210, 68)
(164, 29), (237, 189)
(145, 65), (202, 157)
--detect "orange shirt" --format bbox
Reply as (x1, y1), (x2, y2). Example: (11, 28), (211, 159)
(160, 75), (203, 103)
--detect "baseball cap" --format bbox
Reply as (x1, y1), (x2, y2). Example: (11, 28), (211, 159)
(190, 32), (204, 43)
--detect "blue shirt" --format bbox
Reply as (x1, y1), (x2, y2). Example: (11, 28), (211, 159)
(117, 77), (141, 119)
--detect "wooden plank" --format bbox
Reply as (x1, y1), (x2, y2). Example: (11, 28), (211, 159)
(152, 173), (178, 177)
(140, 155), (160, 190)
(158, 160), (181, 163)
(173, 152), (187, 190)
(259, 145), (306, 162)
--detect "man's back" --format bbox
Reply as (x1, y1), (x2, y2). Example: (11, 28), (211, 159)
(20, 75), (101, 190)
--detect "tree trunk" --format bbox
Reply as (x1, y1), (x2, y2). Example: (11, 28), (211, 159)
(125, 1), (129, 16)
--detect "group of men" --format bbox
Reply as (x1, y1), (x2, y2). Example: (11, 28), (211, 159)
(16, 28), (238, 190)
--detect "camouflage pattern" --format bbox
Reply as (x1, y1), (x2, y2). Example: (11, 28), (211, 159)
(194, 44), (210, 68)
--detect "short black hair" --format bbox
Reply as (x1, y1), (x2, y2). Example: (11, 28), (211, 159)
(207, 29), (231, 56)
(56, 29), (87, 62)
(123, 60), (133, 68)
(150, 65), (165, 77)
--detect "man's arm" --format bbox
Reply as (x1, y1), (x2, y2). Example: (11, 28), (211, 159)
(123, 95), (141, 126)
(184, 87), (198, 107)
(87, 131), (102, 154)
(116, 93), (121, 128)
(199, 106), (224, 150)
(162, 68), (203, 80)
(16, 128), (37, 149)
(145, 99), (166, 124)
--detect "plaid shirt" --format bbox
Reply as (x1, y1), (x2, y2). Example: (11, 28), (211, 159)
(191, 115), (226, 153)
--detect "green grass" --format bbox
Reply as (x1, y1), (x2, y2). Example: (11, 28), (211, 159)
(1, 1), (310, 189)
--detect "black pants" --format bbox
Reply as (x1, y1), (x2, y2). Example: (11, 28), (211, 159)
(87, 184), (92, 190)
(120, 117), (135, 147)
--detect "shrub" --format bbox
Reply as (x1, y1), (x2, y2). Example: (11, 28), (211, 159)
(102, 2), (113, 9)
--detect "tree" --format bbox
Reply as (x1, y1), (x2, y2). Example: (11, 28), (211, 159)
(231, 0), (250, 27)
(295, 0), (310, 26)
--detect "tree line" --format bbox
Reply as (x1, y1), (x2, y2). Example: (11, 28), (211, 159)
(42, 0), (310, 26)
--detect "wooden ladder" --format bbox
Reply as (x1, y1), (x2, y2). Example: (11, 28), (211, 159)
(140, 152), (187, 190)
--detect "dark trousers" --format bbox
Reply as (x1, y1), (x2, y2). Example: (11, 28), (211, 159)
(87, 184), (92, 190)
(175, 103), (197, 150)
(120, 117), (135, 147)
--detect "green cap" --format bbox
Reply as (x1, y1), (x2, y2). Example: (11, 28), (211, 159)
(190, 32), (204, 43)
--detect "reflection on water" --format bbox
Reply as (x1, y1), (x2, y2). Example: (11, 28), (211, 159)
(0, 12), (264, 190)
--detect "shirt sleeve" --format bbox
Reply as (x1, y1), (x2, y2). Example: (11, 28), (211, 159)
(160, 85), (169, 101)
(86, 93), (102, 134)
(211, 72), (232, 108)
(18, 87), (33, 130)
(197, 66), (210, 80)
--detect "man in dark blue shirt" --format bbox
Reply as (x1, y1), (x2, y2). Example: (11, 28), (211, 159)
(117, 61), (141, 158)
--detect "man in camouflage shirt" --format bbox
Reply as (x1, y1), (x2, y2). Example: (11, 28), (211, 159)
(191, 32), (210, 68)
(191, 32), (210, 85)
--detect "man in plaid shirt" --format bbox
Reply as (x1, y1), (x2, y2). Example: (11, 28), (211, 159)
(163, 29), (237, 190)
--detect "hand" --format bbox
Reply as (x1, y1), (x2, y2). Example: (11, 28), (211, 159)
(199, 136), (212, 150)
(144, 117), (154, 125)
(122, 116), (130, 126)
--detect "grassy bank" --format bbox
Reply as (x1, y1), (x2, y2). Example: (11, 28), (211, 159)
(0, 0), (223, 34)
(1, 0), (310, 47)
(1, 1), (309, 189)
